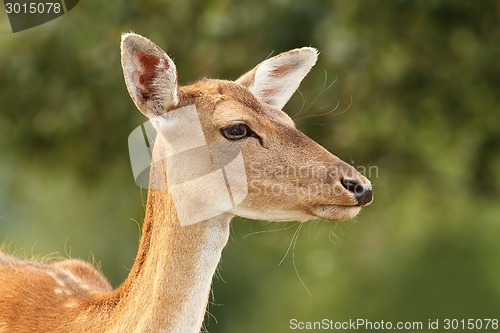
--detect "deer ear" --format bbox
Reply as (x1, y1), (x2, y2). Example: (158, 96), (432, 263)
(236, 47), (318, 109)
(121, 33), (179, 118)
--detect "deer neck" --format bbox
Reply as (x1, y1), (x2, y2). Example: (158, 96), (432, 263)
(107, 137), (232, 333)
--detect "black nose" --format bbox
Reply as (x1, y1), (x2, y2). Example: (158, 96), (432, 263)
(341, 178), (373, 206)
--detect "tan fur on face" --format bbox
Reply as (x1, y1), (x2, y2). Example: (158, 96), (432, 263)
(171, 79), (371, 221)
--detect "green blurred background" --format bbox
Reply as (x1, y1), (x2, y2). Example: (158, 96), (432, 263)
(1, 0), (499, 331)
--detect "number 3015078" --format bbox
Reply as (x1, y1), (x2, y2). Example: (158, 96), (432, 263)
(443, 319), (498, 330)
(5, 3), (62, 14)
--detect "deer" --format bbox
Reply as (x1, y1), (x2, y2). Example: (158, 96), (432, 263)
(0, 33), (373, 332)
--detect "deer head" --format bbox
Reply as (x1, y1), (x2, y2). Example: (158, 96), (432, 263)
(121, 33), (372, 225)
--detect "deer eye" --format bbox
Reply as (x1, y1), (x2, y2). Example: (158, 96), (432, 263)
(221, 124), (249, 140)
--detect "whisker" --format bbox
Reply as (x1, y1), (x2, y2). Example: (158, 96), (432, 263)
(291, 223), (311, 296)
(291, 71), (330, 121)
(290, 89), (307, 120)
(242, 222), (299, 239)
(335, 94), (353, 116)
(328, 234), (337, 245)
(294, 73), (345, 125)
(292, 71), (329, 122)
(278, 222), (302, 266)
(303, 74), (337, 114)
(299, 100), (339, 121)
(328, 222), (339, 244)
(339, 223), (346, 237)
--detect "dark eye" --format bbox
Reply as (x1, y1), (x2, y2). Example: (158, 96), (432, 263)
(221, 124), (249, 140)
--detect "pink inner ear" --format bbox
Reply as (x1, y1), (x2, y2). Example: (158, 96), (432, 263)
(135, 50), (168, 102)
(262, 87), (280, 97)
(270, 64), (294, 78)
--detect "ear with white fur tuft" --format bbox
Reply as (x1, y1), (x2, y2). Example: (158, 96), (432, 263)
(121, 33), (179, 118)
(236, 47), (318, 109)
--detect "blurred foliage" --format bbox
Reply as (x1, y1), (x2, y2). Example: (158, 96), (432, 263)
(1, 0), (499, 332)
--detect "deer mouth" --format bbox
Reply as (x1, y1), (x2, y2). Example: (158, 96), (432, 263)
(311, 204), (362, 221)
